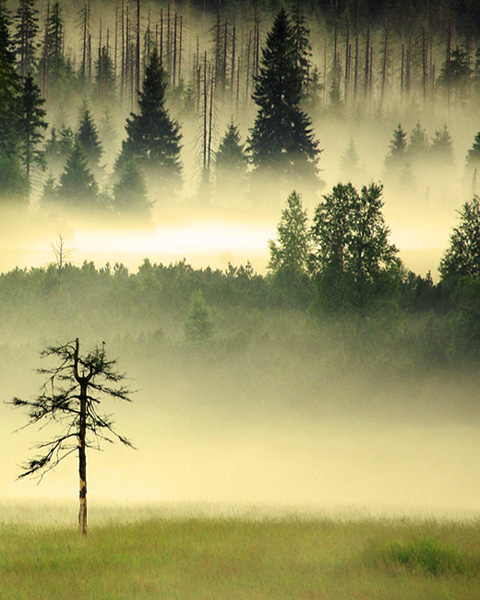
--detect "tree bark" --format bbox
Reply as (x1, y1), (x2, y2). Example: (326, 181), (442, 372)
(78, 380), (88, 536)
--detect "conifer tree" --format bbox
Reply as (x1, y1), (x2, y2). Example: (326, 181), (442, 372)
(430, 124), (454, 166)
(13, 0), (39, 77)
(57, 141), (99, 207)
(466, 130), (480, 169)
(0, 8), (28, 203)
(215, 121), (247, 182)
(76, 108), (103, 169)
(113, 159), (150, 216)
(39, 2), (68, 92)
(117, 47), (182, 190)
(248, 9), (320, 183)
(291, 3), (313, 96)
(18, 74), (47, 179)
(385, 124), (407, 168)
(407, 121), (429, 161)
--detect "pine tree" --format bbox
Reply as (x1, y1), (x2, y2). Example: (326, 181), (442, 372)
(430, 124), (454, 166)
(57, 141), (99, 207)
(18, 74), (47, 179)
(407, 121), (429, 161)
(290, 3), (313, 96)
(76, 108), (103, 169)
(0, 8), (28, 203)
(94, 45), (116, 105)
(13, 0), (39, 77)
(385, 124), (408, 168)
(215, 121), (247, 182)
(117, 47), (182, 190)
(466, 130), (480, 169)
(38, 1), (68, 92)
(113, 159), (150, 216)
(248, 9), (320, 183)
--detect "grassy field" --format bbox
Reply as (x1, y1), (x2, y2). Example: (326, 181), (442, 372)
(1, 514), (480, 600)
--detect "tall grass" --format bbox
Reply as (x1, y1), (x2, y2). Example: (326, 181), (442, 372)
(1, 514), (480, 599)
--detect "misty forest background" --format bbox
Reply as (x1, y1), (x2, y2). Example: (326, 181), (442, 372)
(2, 0), (480, 458)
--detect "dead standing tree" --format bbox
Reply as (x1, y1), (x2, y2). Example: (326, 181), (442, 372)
(9, 338), (134, 536)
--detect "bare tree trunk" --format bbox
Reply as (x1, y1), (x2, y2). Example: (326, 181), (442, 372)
(75, 339), (88, 537)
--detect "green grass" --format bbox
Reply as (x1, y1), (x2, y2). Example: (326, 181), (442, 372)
(1, 514), (480, 599)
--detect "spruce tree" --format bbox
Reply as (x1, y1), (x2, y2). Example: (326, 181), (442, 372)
(385, 124), (408, 168)
(113, 159), (150, 216)
(407, 121), (429, 161)
(13, 0), (39, 77)
(339, 139), (361, 179)
(18, 74), (47, 178)
(430, 124), (454, 166)
(0, 8), (28, 203)
(117, 47), (182, 190)
(248, 9), (320, 183)
(216, 122), (247, 182)
(76, 109), (103, 169)
(38, 2), (68, 92)
(466, 130), (480, 169)
(57, 141), (99, 207)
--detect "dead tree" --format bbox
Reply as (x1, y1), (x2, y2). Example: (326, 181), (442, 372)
(9, 338), (134, 536)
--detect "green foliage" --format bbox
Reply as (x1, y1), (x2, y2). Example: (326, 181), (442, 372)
(384, 538), (471, 577)
(310, 182), (401, 313)
(76, 108), (103, 168)
(57, 141), (99, 207)
(440, 196), (480, 283)
(215, 121), (247, 180)
(248, 9), (320, 183)
(17, 74), (47, 178)
(385, 124), (407, 168)
(268, 191), (314, 308)
(407, 121), (429, 161)
(13, 0), (39, 77)
(117, 47), (182, 189)
(430, 124), (454, 166)
(185, 290), (214, 344)
(112, 158), (150, 216)
(466, 130), (480, 168)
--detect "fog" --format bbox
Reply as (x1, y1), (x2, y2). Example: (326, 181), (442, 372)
(1, 0), (480, 521)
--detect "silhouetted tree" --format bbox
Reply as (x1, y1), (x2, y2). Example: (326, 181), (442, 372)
(385, 123), (407, 168)
(113, 158), (150, 216)
(310, 182), (401, 312)
(57, 141), (99, 207)
(9, 338), (134, 535)
(215, 121), (247, 184)
(466, 130), (480, 170)
(248, 9), (320, 183)
(13, 0), (39, 77)
(18, 74), (47, 179)
(407, 121), (429, 161)
(76, 108), (103, 169)
(117, 47), (182, 191)
(0, 8), (28, 203)
(339, 139), (361, 179)
(430, 124), (454, 166)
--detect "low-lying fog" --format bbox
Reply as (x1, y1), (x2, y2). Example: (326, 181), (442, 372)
(2, 330), (480, 520)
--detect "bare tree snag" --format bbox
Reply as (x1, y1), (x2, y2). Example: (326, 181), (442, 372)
(9, 339), (134, 536)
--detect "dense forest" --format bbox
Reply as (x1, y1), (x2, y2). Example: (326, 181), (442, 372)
(1, 0), (480, 376)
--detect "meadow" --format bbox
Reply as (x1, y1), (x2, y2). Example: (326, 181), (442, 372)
(1, 512), (480, 600)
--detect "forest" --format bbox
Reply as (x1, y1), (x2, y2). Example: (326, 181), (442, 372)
(0, 0), (480, 369)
